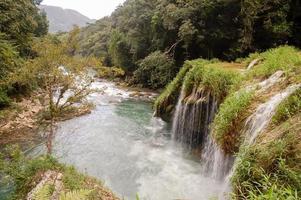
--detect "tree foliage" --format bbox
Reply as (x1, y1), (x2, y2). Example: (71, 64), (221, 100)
(79, 0), (301, 87)
(0, 0), (48, 107)
(132, 51), (176, 89)
(0, 0), (48, 56)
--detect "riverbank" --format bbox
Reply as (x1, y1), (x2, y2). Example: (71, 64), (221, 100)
(0, 151), (119, 200)
(0, 79), (159, 200)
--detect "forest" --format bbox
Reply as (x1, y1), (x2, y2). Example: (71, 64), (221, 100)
(78, 0), (301, 88)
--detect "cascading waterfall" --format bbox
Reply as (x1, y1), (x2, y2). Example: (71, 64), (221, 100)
(201, 137), (234, 180)
(172, 87), (218, 150)
(170, 69), (300, 199)
(244, 83), (301, 144)
(199, 71), (286, 181)
(219, 83), (301, 199)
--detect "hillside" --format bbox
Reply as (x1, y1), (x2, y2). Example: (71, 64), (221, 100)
(40, 5), (95, 33)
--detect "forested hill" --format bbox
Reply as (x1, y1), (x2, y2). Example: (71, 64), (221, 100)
(78, 0), (301, 89)
(40, 5), (95, 33)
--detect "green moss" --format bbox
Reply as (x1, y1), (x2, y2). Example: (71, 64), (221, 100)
(272, 88), (301, 125)
(182, 62), (242, 100)
(154, 60), (199, 118)
(212, 90), (254, 153)
(154, 59), (241, 119)
(247, 46), (301, 79)
(231, 116), (301, 199)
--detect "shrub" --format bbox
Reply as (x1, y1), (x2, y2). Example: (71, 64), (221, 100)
(0, 146), (60, 199)
(132, 51), (177, 89)
(0, 89), (11, 108)
(212, 90), (254, 153)
(96, 66), (125, 79)
(0, 146), (115, 200)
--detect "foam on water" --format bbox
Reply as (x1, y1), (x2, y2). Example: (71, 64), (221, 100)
(51, 80), (223, 200)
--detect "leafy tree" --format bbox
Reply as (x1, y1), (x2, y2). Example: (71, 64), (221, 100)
(0, 33), (22, 107)
(108, 30), (134, 72)
(13, 34), (93, 154)
(78, 0), (301, 88)
(132, 51), (176, 89)
(0, 0), (48, 56)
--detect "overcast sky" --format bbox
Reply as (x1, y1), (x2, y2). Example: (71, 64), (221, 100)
(42, 0), (126, 19)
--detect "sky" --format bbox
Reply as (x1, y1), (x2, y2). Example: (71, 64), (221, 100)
(42, 0), (126, 19)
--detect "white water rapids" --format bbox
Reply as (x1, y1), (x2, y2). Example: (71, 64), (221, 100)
(32, 79), (225, 200)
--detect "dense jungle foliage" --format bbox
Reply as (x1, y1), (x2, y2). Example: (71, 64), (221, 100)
(0, 0), (48, 107)
(78, 0), (301, 88)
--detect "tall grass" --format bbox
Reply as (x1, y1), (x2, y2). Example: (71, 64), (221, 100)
(212, 90), (254, 153)
(272, 88), (301, 125)
(183, 62), (242, 100)
(247, 46), (301, 79)
(232, 122), (301, 199)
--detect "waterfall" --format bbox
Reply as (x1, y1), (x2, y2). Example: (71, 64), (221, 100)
(172, 87), (218, 150)
(169, 68), (300, 199)
(244, 83), (301, 144)
(171, 85), (233, 179)
(218, 83), (301, 199)
(199, 71), (287, 179)
(201, 137), (234, 180)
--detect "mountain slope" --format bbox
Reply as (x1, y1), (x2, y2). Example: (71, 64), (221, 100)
(40, 5), (95, 33)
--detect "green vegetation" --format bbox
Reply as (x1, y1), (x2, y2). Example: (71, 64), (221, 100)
(212, 90), (254, 154)
(0, 0), (48, 56)
(232, 114), (301, 199)
(79, 0), (301, 88)
(96, 66), (125, 79)
(273, 88), (301, 125)
(132, 51), (176, 89)
(246, 46), (301, 79)
(154, 59), (242, 119)
(154, 60), (193, 118)
(0, 0), (48, 108)
(207, 45), (301, 154)
(0, 146), (117, 200)
(182, 61), (241, 100)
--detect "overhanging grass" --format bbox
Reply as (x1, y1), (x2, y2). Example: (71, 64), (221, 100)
(154, 59), (208, 118)
(212, 90), (254, 153)
(182, 62), (242, 100)
(154, 59), (242, 119)
(231, 114), (301, 199)
(272, 88), (301, 125)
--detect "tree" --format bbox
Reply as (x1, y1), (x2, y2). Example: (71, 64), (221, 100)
(0, 0), (48, 56)
(108, 30), (134, 72)
(132, 51), (176, 89)
(17, 34), (93, 154)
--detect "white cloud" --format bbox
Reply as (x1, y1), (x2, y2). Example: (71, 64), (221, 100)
(42, 0), (126, 19)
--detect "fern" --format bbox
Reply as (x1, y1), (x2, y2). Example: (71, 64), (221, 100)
(59, 189), (92, 200)
(33, 184), (54, 200)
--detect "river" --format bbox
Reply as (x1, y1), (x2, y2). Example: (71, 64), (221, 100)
(34, 80), (223, 200)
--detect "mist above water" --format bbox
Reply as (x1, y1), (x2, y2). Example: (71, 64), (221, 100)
(52, 80), (223, 200)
